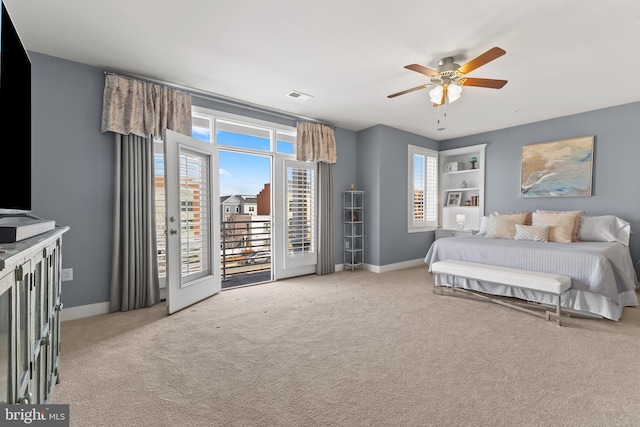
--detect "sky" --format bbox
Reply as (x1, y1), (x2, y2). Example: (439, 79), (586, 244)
(191, 126), (292, 197)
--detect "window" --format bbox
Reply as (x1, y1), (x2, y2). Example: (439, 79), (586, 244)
(287, 166), (315, 255)
(178, 149), (211, 280)
(154, 139), (167, 281)
(155, 107), (301, 284)
(191, 108), (297, 156)
(408, 145), (438, 231)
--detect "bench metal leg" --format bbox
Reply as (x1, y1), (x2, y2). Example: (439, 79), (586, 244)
(435, 282), (566, 326)
(545, 295), (562, 326)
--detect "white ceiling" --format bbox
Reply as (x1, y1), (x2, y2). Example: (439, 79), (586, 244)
(5, 0), (640, 140)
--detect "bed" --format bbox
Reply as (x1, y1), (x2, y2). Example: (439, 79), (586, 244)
(424, 213), (639, 321)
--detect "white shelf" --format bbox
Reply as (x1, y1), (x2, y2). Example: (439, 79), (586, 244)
(343, 191), (364, 271)
(445, 187), (480, 192)
(443, 169), (481, 175)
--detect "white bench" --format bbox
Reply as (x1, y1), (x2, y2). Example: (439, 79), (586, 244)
(430, 260), (571, 326)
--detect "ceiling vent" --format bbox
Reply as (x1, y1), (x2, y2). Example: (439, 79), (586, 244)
(286, 90), (313, 101)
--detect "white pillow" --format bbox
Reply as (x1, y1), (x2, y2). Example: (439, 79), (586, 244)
(478, 216), (490, 235)
(514, 224), (549, 242)
(578, 215), (631, 246)
(485, 214), (526, 239)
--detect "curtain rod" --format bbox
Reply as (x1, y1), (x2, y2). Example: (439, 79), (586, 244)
(103, 71), (335, 129)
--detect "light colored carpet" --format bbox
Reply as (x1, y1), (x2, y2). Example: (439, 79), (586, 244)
(53, 266), (640, 427)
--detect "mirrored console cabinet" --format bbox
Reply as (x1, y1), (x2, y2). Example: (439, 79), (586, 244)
(0, 225), (69, 404)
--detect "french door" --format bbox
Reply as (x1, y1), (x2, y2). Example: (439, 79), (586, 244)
(273, 158), (317, 279)
(163, 129), (221, 314)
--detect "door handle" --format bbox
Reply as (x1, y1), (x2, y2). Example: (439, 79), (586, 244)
(170, 229), (178, 235)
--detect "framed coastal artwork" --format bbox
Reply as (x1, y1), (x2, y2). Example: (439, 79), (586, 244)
(520, 136), (594, 198)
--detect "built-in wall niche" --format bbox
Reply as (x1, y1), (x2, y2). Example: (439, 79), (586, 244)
(439, 144), (486, 230)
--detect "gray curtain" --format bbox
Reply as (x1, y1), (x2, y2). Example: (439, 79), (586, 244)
(296, 122), (337, 275)
(316, 162), (335, 275)
(102, 73), (192, 311)
(110, 134), (160, 311)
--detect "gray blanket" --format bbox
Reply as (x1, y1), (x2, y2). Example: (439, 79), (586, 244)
(424, 235), (638, 302)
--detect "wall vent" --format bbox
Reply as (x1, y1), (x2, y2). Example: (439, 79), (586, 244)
(286, 90), (313, 101)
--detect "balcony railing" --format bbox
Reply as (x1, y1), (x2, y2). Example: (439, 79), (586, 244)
(156, 217), (272, 288)
(221, 218), (271, 285)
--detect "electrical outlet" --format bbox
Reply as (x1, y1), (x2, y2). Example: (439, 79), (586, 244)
(61, 268), (73, 282)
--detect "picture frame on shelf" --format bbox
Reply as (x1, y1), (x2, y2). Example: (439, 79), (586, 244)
(446, 192), (462, 207)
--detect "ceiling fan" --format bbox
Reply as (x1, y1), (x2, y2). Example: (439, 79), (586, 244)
(388, 47), (508, 106)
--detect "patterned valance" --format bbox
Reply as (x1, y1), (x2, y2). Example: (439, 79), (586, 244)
(296, 122), (337, 164)
(101, 73), (192, 137)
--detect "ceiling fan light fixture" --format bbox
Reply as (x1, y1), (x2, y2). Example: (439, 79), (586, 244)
(429, 85), (443, 103)
(429, 83), (462, 104)
(448, 83), (462, 103)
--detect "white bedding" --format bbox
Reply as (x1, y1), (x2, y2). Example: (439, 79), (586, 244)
(424, 235), (639, 320)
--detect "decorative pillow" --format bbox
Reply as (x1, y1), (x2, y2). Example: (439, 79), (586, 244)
(514, 224), (550, 242)
(578, 215), (631, 246)
(478, 216), (490, 235)
(493, 211), (532, 226)
(536, 210), (583, 241)
(531, 212), (576, 243)
(485, 214), (527, 239)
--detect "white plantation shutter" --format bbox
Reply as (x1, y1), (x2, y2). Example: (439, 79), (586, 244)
(287, 166), (315, 255)
(179, 149), (211, 280)
(413, 154), (425, 222)
(408, 145), (438, 230)
(425, 155), (438, 222)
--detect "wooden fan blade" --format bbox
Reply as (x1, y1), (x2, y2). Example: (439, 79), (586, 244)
(461, 78), (508, 89)
(457, 47), (506, 75)
(387, 84), (429, 98)
(405, 64), (439, 77)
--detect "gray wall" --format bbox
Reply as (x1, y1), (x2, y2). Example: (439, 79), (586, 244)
(441, 102), (640, 277)
(332, 128), (358, 265)
(30, 51), (639, 309)
(31, 52), (115, 308)
(356, 125), (439, 266)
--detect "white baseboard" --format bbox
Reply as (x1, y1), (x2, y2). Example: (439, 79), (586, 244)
(335, 259), (426, 274)
(368, 259), (426, 273)
(60, 301), (111, 322)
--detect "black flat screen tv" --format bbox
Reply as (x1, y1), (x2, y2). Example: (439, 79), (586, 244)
(0, 1), (32, 214)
